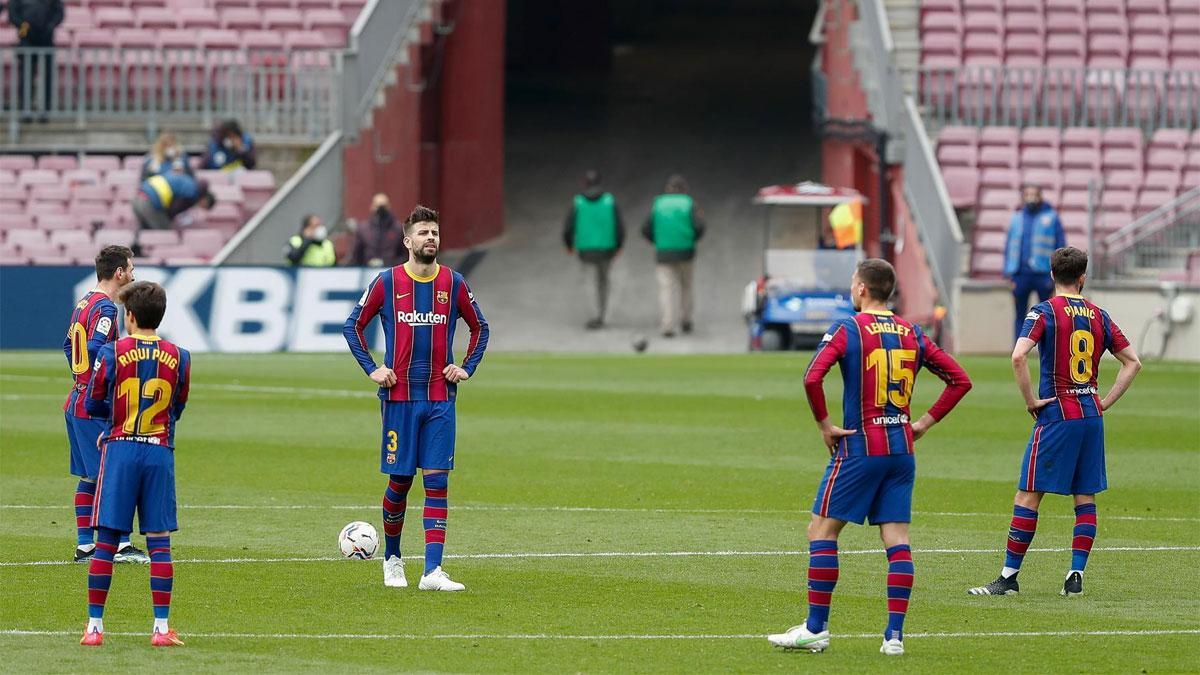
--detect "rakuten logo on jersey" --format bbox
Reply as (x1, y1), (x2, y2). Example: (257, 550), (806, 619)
(397, 310), (448, 326)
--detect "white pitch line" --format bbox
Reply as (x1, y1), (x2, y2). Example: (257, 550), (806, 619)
(2, 545), (1198, 568)
(1, 503), (1196, 522)
(1, 628), (1197, 641)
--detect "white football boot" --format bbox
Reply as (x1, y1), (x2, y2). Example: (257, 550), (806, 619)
(383, 556), (407, 588)
(767, 624), (830, 652)
(418, 566), (465, 591)
(880, 638), (905, 655)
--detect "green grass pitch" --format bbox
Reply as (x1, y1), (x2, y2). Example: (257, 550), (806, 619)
(1, 351), (1197, 672)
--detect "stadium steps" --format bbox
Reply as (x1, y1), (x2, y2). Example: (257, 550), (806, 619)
(884, 0), (920, 99)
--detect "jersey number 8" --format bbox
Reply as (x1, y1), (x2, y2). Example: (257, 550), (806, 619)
(1069, 329), (1095, 384)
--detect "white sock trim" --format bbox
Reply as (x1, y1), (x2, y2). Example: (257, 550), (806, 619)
(1001, 566), (1019, 578)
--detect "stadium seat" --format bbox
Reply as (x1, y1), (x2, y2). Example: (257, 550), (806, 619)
(937, 144), (977, 168)
(181, 228), (226, 258)
(941, 167), (979, 209)
(240, 29), (286, 50)
(30, 184), (69, 205)
(36, 155), (78, 171)
(50, 229), (93, 247)
(137, 7), (178, 29)
(0, 155), (36, 171)
(201, 29), (243, 50)
(978, 146), (1018, 170)
(81, 156), (122, 172)
(974, 229), (1008, 253)
(94, 7), (137, 29)
(980, 168), (1020, 191)
(305, 8), (349, 45)
(35, 213), (75, 230)
(139, 230), (181, 248)
(94, 229), (136, 247)
(18, 170), (60, 187)
(970, 250), (1006, 279)
(0, 213), (35, 232)
(180, 6), (222, 29)
(264, 8), (305, 31)
(284, 31), (328, 50)
(221, 7), (264, 30)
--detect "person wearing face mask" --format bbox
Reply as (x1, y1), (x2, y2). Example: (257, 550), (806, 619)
(286, 214), (336, 267)
(1003, 183), (1065, 342)
(349, 193), (408, 267)
(140, 132), (191, 181)
(201, 119), (257, 172)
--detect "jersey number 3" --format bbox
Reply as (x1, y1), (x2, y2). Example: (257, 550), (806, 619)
(865, 348), (916, 408)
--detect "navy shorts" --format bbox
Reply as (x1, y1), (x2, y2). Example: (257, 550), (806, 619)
(812, 454), (915, 525)
(66, 413), (106, 479)
(1018, 417), (1107, 495)
(93, 440), (178, 534)
(380, 400), (456, 475)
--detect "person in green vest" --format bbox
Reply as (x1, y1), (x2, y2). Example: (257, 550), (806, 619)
(285, 214), (336, 267)
(563, 170), (625, 329)
(642, 174), (705, 337)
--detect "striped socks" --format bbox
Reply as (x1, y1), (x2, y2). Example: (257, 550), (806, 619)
(1071, 503), (1097, 573)
(87, 528), (119, 626)
(805, 540), (839, 634)
(422, 472), (449, 574)
(885, 545), (914, 641)
(75, 480), (97, 547)
(1003, 505), (1039, 577)
(147, 535), (173, 631)
(382, 475), (414, 560)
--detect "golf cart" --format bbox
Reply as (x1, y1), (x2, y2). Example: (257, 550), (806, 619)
(743, 182), (865, 351)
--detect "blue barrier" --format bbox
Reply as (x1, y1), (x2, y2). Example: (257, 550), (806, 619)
(1, 266), (386, 352)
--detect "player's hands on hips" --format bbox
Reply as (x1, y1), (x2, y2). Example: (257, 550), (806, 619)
(443, 364), (469, 383)
(369, 366), (397, 388)
(1026, 396), (1056, 419)
(819, 423), (856, 455)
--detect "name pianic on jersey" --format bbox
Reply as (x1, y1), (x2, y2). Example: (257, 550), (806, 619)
(1020, 293), (1129, 424)
(343, 264), (489, 402)
(62, 290), (119, 418)
(86, 335), (191, 448)
(804, 310), (971, 457)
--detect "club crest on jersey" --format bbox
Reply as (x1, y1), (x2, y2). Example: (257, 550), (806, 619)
(436, 290), (449, 304)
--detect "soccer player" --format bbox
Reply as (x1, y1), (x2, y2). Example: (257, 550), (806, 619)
(342, 204), (489, 591)
(768, 259), (972, 656)
(968, 247), (1141, 598)
(80, 281), (191, 647)
(63, 245), (150, 564)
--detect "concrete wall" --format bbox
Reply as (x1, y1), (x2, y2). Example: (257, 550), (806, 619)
(956, 280), (1200, 361)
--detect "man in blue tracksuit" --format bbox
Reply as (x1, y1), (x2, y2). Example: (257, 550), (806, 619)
(1004, 183), (1065, 341)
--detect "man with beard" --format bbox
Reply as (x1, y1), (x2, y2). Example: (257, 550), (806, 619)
(342, 204), (490, 592)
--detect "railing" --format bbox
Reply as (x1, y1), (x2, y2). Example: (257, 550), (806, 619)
(340, 0), (421, 138)
(2, 46), (340, 141)
(919, 65), (1200, 131)
(1101, 186), (1200, 278)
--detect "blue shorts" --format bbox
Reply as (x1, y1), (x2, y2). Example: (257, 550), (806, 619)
(93, 440), (178, 534)
(812, 454), (915, 525)
(66, 414), (106, 479)
(380, 400), (456, 475)
(1018, 417), (1107, 495)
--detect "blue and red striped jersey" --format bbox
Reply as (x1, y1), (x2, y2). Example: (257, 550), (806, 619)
(343, 264), (489, 402)
(804, 310), (972, 456)
(63, 290), (119, 418)
(1019, 293), (1129, 424)
(86, 335), (191, 449)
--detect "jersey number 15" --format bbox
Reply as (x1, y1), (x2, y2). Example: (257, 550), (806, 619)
(865, 348), (915, 408)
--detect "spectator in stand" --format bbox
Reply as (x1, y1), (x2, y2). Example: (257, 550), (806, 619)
(202, 119), (257, 172)
(642, 174), (705, 338)
(130, 173), (215, 256)
(285, 214), (336, 267)
(7, 0), (64, 120)
(348, 193), (406, 267)
(1003, 182), (1066, 341)
(140, 132), (191, 181)
(563, 170), (624, 330)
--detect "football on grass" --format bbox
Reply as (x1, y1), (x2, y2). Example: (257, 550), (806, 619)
(338, 521), (379, 560)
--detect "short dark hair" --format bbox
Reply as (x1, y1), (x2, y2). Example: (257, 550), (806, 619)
(856, 258), (896, 302)
(119, 281), (167, 329)
(300, 213), (317, 232)
(583, 170), (601, 188)
(404, 205), (439, 235)
(665, 174), (688, 193)
(1051, 246), (1088, 285)
(95, 245), (133, 282)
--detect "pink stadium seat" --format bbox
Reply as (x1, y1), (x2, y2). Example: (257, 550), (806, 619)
(1098, 211), (1132, 234)
(306, 9), (349, 45)
(1131, 14), (1169, 37)
(205, 202), (244, 229)
(923, 32), (962, 60)
(941, 167), (978, 209)
(1131, 33), (1169, 61)
(201, 29), (242, 50)
(1136, 188), (1176, 213)
(81, 156), (122, 172)
(241, 30), (286, 50)
(6, 229), (48, 248)
(237, 170), (276, 211)
(0, 213), (35, 232)
(284, 31), (328, 50)
(1100, 188), (1137, 213)
(980, 168), (1020, 191)
(979, 189), (1015, 210)
(103, 169), (141, 188)
(1061, 148), (1102, 173)
(1170, 0), (1200, 13)
(221, 7), (264, 30)
(938, 126), (978, 149)
(1170, 34), (1200, 61)
(95, 229), (136, 247)
(36, 155), (78, 172)
(18, 170), (60, 187)
(34, 213), (75, 230)
(122, 155), (146, 171)
(1005, 34), (1044, 63)
(74, 29), (115, 49)
(0, 169), (14, 184)
(979, 126), (1018, 150)
(1023, 168), (1062, 193)
(961, 0), (1000, 11)
(139, 230), (181, 248)
(264, 8), (304, 31)
(62, 7), (94, 31)
(158, 29), (197, 49)
(922, 11), (962, 34)
(0, 155), (36, 171)
(1062, 127), (1100, 151)
(1152, 128), (1192, 152)
(937, 144), (976, 168)
(0, 184), (26, 202)
(1127, 0), (1168, 16)
(213, 0), (254, 7)
(1019, 147), (1058, 172)
(298, 0), (340, 7)
(1144, 169), (1183, 192)
(963, 33), (1002, 65)
(179, 6), (222, 29)
(30, 184), (69, 204)
(1045, 34), (1086, 65)
(1102, 128), (1144, 152)
(1005, 12), (1044, 38)
(0, 243), (26, 265)
(974, 229), (1007, 253)
(970, 251), (1006, 279)
(116, 28), (159, 49)
(181, 228), (226, 257)
(137, 7), (177, 29)
(1147, 148), (1187, 172)
(975, 208), (1010, 233)
(257, 0), (299, 8)
(978, 146), (1018, 170)
(50, 230), (92, 247)
(94, 7), (137, 29)
(208, 183), (245, 206)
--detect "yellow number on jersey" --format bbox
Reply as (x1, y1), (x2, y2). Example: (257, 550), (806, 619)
(68, 322), (89, 374)
(865, 348), (917, 408)
(1069, 329), (1095, 384)
(386, 430), (398, 452)
(117, 377), (174, 435)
